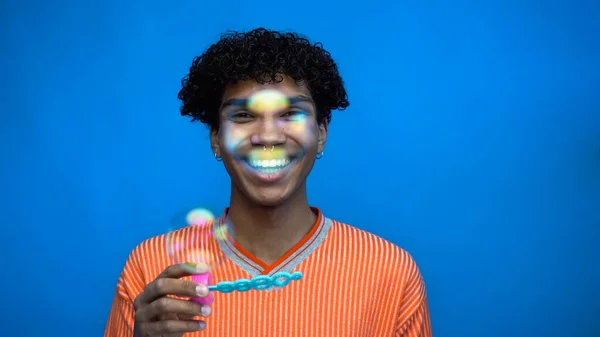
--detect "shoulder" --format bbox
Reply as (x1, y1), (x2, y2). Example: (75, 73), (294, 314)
(327, 219), (422, 282)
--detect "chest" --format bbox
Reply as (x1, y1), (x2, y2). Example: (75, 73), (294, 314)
(187, 267), (397, 337)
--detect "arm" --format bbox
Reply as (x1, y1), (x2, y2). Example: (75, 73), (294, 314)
(105, 293), (136, 337)
(104, 251), (145, 337)
(395, 261), (432, 337)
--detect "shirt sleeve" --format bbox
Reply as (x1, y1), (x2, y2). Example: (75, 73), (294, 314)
(394, 259), (433, 337)
(104, 249), (146, 337)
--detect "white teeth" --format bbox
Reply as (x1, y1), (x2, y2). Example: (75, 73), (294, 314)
(248, 159), (290, 168)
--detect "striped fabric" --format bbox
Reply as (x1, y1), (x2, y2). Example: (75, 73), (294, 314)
(104, 208), (432, 336)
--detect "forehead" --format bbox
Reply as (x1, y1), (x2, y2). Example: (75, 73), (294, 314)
(221, 75), (311, 102)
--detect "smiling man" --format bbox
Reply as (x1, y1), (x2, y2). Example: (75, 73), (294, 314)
(104, 28), (432, 337)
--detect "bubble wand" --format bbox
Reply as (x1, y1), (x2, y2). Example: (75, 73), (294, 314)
(190, 271), (303, 305)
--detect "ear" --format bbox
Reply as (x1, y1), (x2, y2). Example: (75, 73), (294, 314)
(210, 127), (221, 158)
(317, 121), (328, 154)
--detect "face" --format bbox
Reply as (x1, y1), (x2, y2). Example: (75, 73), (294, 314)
(210, 75), (327, 207)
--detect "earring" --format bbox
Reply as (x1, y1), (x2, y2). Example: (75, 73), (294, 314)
(316, 151), (324, 159)
(214, 152), (223, 162)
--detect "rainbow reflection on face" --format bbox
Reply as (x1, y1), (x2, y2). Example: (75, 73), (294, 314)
(245, 146), (290, 175)
(222, 89), (313, 184)
(222, 89), (310, 172)
(247, 89), (289, 113)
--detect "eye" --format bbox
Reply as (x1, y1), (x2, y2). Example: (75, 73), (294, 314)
(282, 109), (307, 121)
(230, 111), (254, 123)
(235, 112), (252, 118)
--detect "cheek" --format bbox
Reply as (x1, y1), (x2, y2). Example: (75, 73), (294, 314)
(287, 119), (306, 134)
(285, 119), (318, 147)
(222, 125), (247, 153)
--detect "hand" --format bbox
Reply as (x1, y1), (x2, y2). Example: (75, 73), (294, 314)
(133, 263), (212, 337)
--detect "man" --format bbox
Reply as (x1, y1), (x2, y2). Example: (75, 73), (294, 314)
(104, 28), (432, 337)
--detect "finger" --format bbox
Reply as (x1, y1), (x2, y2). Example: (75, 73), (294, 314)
(176, 310), (212, 321)
(159, 313), (179, 322)
(161, 312), (209, 322)
(136, 278), (209, 307)
(133, 263), (210, 310)
(157, 314), (182, 337)
(138, 319), (206, 335)
(159, 263), (210, 279)
(137, 297), (209, 321)
(181, 300), (212, 320)
(177, 314), (196, 320)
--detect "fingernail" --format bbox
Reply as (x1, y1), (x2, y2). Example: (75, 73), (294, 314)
(196, 284), (208, 296)
(182, 262), (196, 273)
(199, 321), (206, 330)
(201, 305), (212, 317)
(195, 263), (209, 273)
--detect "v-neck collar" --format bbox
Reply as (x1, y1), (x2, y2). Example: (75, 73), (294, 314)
(215, 207), (332, 277)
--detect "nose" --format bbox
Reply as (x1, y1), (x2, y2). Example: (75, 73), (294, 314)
(250, 118), (286, 148)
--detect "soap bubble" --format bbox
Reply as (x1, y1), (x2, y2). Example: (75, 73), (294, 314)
(165, 207), (233, 272)
(185, 208), (215, 226)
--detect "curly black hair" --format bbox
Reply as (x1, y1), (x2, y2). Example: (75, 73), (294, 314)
(177, 28), (349, 130)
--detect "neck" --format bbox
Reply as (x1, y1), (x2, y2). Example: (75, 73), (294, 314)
(227, 183), (317, 265)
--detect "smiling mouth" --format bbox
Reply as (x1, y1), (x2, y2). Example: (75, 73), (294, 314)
(242, 147), (298, 176)
(245, 157), (293, 174)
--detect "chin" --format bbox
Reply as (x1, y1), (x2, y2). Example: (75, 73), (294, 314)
(251, 197), (286, 207)
(244, 186), (294, 207)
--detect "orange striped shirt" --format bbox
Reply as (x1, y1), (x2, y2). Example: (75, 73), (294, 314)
(104, 208), (432, 336)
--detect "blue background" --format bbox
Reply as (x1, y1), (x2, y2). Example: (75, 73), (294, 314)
(2, 0), (599, 336)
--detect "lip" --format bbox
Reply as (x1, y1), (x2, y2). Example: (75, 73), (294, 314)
(240, 158), (296, 184)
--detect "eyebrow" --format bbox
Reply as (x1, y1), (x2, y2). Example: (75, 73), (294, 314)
(220, 95), (314, 110)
